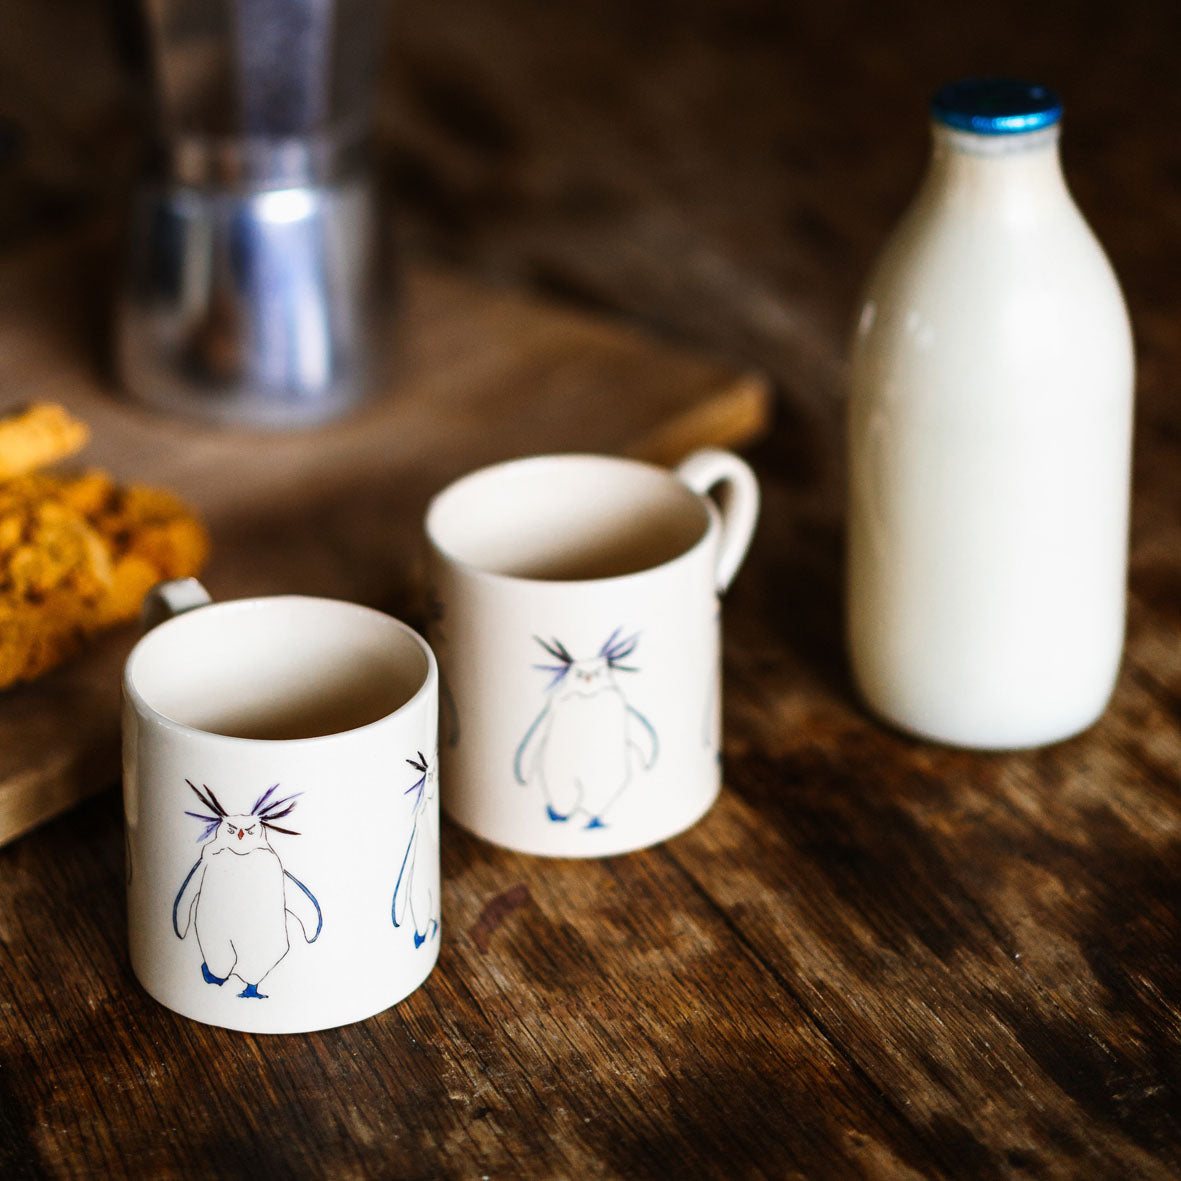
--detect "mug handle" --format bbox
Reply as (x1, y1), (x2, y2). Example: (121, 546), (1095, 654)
(676, 448), (760, 594)
(140, 577), (213, 633)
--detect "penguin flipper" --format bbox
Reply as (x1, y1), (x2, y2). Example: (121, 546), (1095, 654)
(283, 870), (323, 943)
(172, 859), (204, 939)
(513, 704), (551, 785)
(626, 705), (659, 769)
(391, 825), (418, 927)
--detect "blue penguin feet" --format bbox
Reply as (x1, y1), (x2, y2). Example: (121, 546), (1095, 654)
(546, 805), (571, 823)
(201, 962), (227, 986)
(585, 816), (607, 830)
(412, 918), (440, 948)
(237, 983), (267, 999)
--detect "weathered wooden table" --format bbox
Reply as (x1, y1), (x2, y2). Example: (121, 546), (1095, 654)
(0, 0), (1178, 1176)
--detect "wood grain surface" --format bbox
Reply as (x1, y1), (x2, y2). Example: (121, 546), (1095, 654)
(0, 0), (1179, 1177)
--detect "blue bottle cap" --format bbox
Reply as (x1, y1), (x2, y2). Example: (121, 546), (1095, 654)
(930, 78), (1063, 135)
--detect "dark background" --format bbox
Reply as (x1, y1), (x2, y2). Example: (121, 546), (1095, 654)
(0, 2), (1178, 1176)
(2, 0), (1177, 427)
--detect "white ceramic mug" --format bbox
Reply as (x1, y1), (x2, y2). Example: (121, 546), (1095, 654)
(123, 580), (440, 1033)
(425, 448), (759, 857)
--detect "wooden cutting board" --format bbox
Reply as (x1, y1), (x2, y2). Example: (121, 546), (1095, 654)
(0, 225), (770, 846)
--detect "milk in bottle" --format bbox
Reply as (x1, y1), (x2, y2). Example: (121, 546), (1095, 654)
(846, 79), (1135, 749)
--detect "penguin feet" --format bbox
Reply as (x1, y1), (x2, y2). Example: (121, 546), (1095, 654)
(201, 962), (228, 986)
(584, 816), (607, 830)
(546, 805), (571, 823)
(237, 983), (267, 999)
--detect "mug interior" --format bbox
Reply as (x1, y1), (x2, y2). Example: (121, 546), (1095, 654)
(126, 597), (430, 740)
(426, 455), (710, 580)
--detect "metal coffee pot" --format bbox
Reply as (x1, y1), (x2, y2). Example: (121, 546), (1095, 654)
(118, 0), (387, 427)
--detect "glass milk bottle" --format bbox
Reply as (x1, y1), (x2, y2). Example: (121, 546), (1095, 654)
(846, 79), (1134, 749)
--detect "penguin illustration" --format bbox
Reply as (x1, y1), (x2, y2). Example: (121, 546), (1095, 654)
(513, 629), (658, 829)
(173, 781), (322, 999)
(392, 751), (440, 947)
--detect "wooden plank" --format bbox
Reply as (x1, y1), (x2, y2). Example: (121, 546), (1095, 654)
(0, 225), (770, 846)
(0, 785), (944, 1179)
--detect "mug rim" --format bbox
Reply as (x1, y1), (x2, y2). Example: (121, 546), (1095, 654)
(124, 594), (437, 747)
(425, 452), (717, 588)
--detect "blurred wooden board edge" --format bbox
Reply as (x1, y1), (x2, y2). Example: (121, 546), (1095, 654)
(625, 372), (771, 467)
(0, 229), (772, 849)
(1, 737), (115, 850)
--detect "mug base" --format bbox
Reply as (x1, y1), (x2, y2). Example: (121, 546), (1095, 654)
(441, 785), (721, 858)
(132, 937), (440, 1035)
